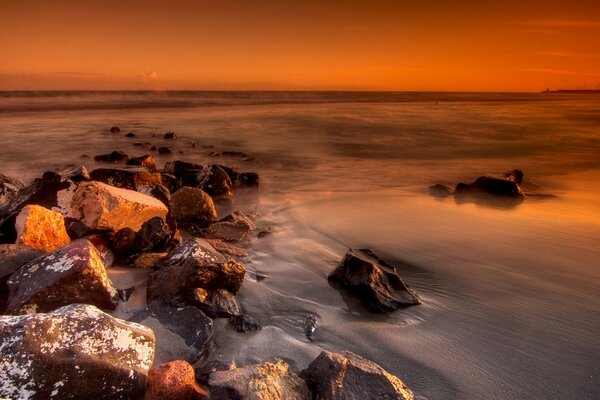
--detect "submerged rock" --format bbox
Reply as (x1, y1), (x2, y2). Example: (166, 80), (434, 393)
(94, 150), (129, 163)
(189, 288), (240, 318)
(228, 314), (262, 333)
(15, 204), (71, 251)
(303, 314), (318, 341)
(455, 175), (524, 198)
(71, 181), (168, 231)
(429, 183), (453, 198)
(5, 238), (118, 314)
(328, 248), (420, 313)
(125, 132), (136, 138)
(171, 187), (217, 227)
(89, 166), (163, 191)
(207, 211), (256, 241)
(110, 125), (121, 133)
(301, 351), (414, 400)
(144, 360), (196, 400)
(158, 147), (172, 155)
(504, 169), (524, 185)
(0, 303), (155, 400)
(0, 173), (25, 205)
(164, 132), (177, 140)
(208, 359), (310, 400)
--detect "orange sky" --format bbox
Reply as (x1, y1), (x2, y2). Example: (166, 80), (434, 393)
(1, 0), (599, 91)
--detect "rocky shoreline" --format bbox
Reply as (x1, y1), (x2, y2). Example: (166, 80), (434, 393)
(0, 126), (428, 400)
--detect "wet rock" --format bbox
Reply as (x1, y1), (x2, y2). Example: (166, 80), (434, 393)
(0, 304), (155, 400)
(136, 216), (172, 253)
(134, 252), (168, 269)
(110, 125), (121, 133)
(86, 234), (115, 267)
(160, 173), (180, 193)
(328, 248), (420, 313)
(0, 244), (45, 311)
(207, 211), (255, 241)
(125, 132), (136, 138)
(65, 218), (92, 239)
(55, 164), (90, 182)
(196, 360), (236, 384)
(5, 238), (118, 314)
(239, 172), (260, 187)
(228, 314), (261, 333)
(110, 227), (138, 257)
(171, 187), (217, 227)
(158, 146), (172, 155)
(301, 351), (414, 400)
(205, 239), (249, 258)
(71, 181), (168, 231)
(94, 150), (129, 163)
(89, 166), (163, 191)
(138, 183), (171, 207)
(164, 132), (177, 140)
(504, 169), (525, 185)
(150, 145), (158, 151)
(130, 301), (212, 364)
(208, 359), (310, 400)
(144, 360), (195, 400)
(429, 183), (453, 198)
(304, 314), (317, 341)
(0, 173), (25, 205)
(126, 154), (158, 171)
(14, 204), (71, 251)
(197, 165), (233, 196)
(189, 288), (240, 318)
(455, 175), (524, 198)
(163, 160), (204, 177)
(147, 238), (246, 302)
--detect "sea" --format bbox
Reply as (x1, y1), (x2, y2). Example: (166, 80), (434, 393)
(1, 91), (599, 399)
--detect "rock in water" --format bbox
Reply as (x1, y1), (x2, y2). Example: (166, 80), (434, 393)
(303, 314), (317, 341)
(126, 154), (158, 171)
(208, 359), (310, 400)
(94, 150), (129, 163)
(164, 131), (177, 139)
(228, 314), (262, 333)
(89, 167), (163, 191)
(504, 169), (524, 185)
(5, 239), (119, 314)
(110, 125), (121, 132)
(144, 360), (195, 400)
(429, 183), (453, 198)
(328, 248), (420, 313)
(15, 204), (71, 251)
(455, 175), (524, 198)
(188, 288), (240, 318)
(136, 216), (172, 253)
(207, 211), (255, 241)
(197, 165), (233, 197)
(55, 164), (90, 182)
(71, 181), (168, 231)
(301, 351), (414, 400)
(170, 187), (217, 227)
(0, 173), (24, 205)
(0, 303), (155, 400)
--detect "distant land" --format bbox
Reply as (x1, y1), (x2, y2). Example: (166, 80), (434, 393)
(542, 89), (600, 94)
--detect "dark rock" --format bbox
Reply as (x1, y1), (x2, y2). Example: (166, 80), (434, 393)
(133, 142), (144, 146)
(195, 360), (236, 384)
(429, 183), (453, 198)
(138, 183), (171, 207)
(5, 238), (119, 314)
(197, 165), (233, 196)
(0, 173), (25, 205)
(86, 234), (115, 268)
(228, 314), (262, 333)
(126, 154), (158, 171)
(65, 217), (92, 239)
(158, 147), (172, 155)
(109, 125), (121, 133)
(257, 230), (272, 238)
(89, 166), (163, 191)
(110, 227), (138, 257)
(136, 217), (172, 253)
(455, 175), (524, 198)
(144, 360), (196, 400)
(222, 151), (250, 158)
(130, 301), (212, 364)
(207, 211), (255, 241)
(304, 314), (317, 341)
(328, 249), (420, 313)
(133, 252), (168, 269)
(147, 238), (246, 302)
(55, 164), (90, 182)
(164, 132), (177, 140)
(239, 172), (260, 187)
(163, 160), (204, 177)
(504, 169), (525, 185)
(150, 145), (157, 151)
(125, 132), (136, 138)
(301, 351), (414, 400)
(94, 150), (129, 163)
(189, 288), (240, 318)
(160, 173), (180, 193)
(171, 187), (217, 227)
(0, 303), (155, 400)
(205, 239), (249, 258)
(0, 244), (45, 311)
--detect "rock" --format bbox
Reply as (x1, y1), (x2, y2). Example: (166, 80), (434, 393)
(189, 288), (240, 318)
(504, 169), (525, 185)
(125, 132), (136, 138)
(110, 227), (138, 257)
(158, 147), (172, 155)
(5, 239), (118, 314)
(14, 204), (71, 251)
(127, 154), (158, 171)
(138, 183), (171, 207)
(163, 160), (204, 177)
(144, 360), (195, 400)
(228, 314), (261, 333)
(65, 218), (92, 239)
(130, 301), (212, 364)
(134, 252), (168, 269)
(71, 181), (168, 231)
(0, 304), (155, 400)
(94, 150), (129, 163)
(208, 359), (310, 400)
(147, 238), (246, 302)
(207, 211), (255, 241)
(160, 173), (180, 193)
(303, 314), (317, 341)
(150, 145), (158, 151)
(110, 125), (121, 132)
(239, 172), (260, 187)
(164, 132), (177, 140)
(0, 173), (25, 205)
(171, 187), (217, 227)
(429, 183), (453, 198)
(86, 234), (115, 267)
(55, 164), (90, 182)
(328, 249), (420, 313)
(455, 176), (524, 198)
(89, 166), (163, 191)
(196, 360), (236, 384)
(197, 165), (233, 196)
(301, 351), (414, 400)
(0, 244), (45, 311)
(205, 239), (249, 258)
(136, 217), (172, 253)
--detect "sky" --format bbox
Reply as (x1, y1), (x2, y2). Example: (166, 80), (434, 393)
(1, 0), (599, 91)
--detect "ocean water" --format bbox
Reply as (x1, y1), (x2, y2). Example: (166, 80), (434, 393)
(1, 91), (599, 399)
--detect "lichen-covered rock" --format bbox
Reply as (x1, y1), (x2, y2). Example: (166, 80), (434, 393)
(208, 359), (310, 400)
(147, 238), (245, 302)
(328, 249), (420, 313)
(71, 181), (168, 232)
(189, 288), (240, 318)
(15, 204), (71, 251)
(301, 351), (414, 400)
(89, 167), (163, 191)
(0, 304), (155, 400)
(171, 187), (217, 227)
(130, 301), (212, 364)
(0, 173), (24, 205)
(207, 211), (256, 241)
(5, 239), (119, 314)
(0, 244), (45, 311)
(144, 360), (195, 400)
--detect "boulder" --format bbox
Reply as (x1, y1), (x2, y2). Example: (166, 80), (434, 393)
(127, 154), (158, 171)
(171, 187), (217, 227)
(197, 165), (233, 197)
(163, 160), (203, 177)
(130, 301), (212, 364)
(160, 173), (180, 193)
(110, 125), (121, 132)
(429, 183), (453, 198)
(138, 183), (171, 207)
(196, 360), (237, 384)
(86, 234), (115, 267)
(136, 216), (173, 253)
(55, 164), (90, 182)
(164, 132), (177, 140)
(328, 249), (420, 313)
(207, 211), (255, 241)
(301, 351), (414, 400)
(134, 252), (168, 269)
(228, 314), (262, 333)
(5, 239), (119, 314)
(15, 204), (71, 251)
(504, 169), (524, 185)
(189, 288), (240, 318)
(205, 239), (249, 258)
(94, 150), (129, 163)
(147, 238), (246, 302)
(208, 359), (310, 400)
(110, 227), (138, 257)
(71, 181), (168, 231)
(0, 244), (45, 311)
(0, 173), (25, 205)
(455, 176), (524, 198)
(0, 304), (155, 400)
(144, 360), (196, 400)
(89, 167), (163, 191)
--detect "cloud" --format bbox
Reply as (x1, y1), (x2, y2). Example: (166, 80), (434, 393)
(138, 70), (158, 80)
(505, 19), (600, 28)
(525, 68), (598, 76)
(540, 51), (600, 58)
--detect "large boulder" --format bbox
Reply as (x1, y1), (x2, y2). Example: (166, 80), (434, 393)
(328, 249), (420, 313)
(89, 167), (162, 191)
(197, 165), (233, 197)
(130, 301), (212, 364)
(15, 204), (71, 251)
(171, 187), (217, 227)
(5, 239), (118, 314)
(208, 359), (310, 400)
(0, 304), (155, 400)
(301, 351), (414, 400)
(147, 238), (245, 302)
(0, 173), (24, 205)
(71, 181), (168, 231)
(455, 175), (524, 198)
(136, 216), (174, 253)
(0, 244), (45, 311)
(144, 360), (196, 400)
